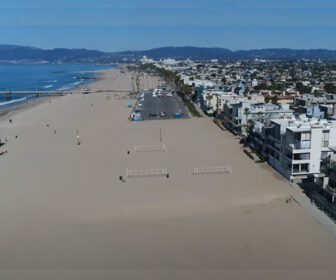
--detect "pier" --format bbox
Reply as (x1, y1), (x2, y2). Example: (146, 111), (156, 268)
(0, 89), (130, 96)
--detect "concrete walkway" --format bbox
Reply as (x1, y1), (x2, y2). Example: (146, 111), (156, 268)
(291, 183), (336, 238)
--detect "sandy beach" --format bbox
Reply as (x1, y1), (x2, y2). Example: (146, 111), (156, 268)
(0, 67), (336, 279)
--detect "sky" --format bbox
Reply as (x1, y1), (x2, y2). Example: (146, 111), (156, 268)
(1, 0), (336, 51)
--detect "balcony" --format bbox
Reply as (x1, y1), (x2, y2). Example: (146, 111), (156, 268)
(288, 140), (311, 150)
(293, 153), (310, 161)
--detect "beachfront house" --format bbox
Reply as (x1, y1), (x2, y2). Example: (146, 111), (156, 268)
(248, 116), (336, 183)
(223, 102), (293, 135)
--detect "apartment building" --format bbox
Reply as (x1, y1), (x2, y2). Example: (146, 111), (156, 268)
(295, 94), (336, 118)
(197, 89), (264, 117)
(322, 155), (336, 203)
(223, 102), (293, 135)
(199, 90), (219, 115)
(249, 116), (336, 182)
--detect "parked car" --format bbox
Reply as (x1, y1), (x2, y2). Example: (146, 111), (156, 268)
(174, 113), (184, 118)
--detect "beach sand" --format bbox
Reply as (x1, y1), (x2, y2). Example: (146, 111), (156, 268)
(0, 67), (335, 279)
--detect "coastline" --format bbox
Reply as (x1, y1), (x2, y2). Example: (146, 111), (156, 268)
(0, 66), (336, 279)
(0, 65), (115, 123)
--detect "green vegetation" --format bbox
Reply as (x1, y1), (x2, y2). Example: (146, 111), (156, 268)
(325, 83), (336, 94)
(271, 95), (279, 104)
(296, 82), (312, 94)
(178, 94), (202, 117)
(294, 107), (304, 114)
(246, 119), (254, 134)
(313, 90), (322, 97)
(138, 64), (180, 85)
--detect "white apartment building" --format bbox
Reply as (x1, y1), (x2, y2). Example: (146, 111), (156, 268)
(250, 116), (336, 182)
(224, 102), (292, 135)
(199, 90), (265, 117)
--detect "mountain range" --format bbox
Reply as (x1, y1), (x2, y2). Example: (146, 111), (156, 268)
(1, 45), (336, 63)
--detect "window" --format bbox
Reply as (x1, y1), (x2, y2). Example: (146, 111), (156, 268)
(293, 164), (300, 173)
(301, 164), (309, 172)
(301, 132), (311, 141)
(322, 131), (329, 140)
(322, 140), (329, 148)
(321, 152), (329, 159)
(294, 153), (310, 160)
(322, 131), (329, 147)
(292, 163), (310, 173)
(294, 133), (301, 141)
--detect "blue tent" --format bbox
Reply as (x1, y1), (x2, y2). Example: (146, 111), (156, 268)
(132, 116), (142, 121)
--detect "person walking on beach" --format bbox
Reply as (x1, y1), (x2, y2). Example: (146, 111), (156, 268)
(76, 129), (81, 145)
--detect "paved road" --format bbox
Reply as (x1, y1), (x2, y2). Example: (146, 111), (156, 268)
(136, 91), (189, 121)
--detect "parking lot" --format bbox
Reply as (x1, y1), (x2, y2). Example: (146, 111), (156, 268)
(135, 89), (189, 121)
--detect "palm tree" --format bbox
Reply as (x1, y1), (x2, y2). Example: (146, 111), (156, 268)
(244, 108), (250, 121)
(242, 108), (250, 136)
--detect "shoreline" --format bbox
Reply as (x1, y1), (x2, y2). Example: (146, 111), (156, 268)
(0, 66), (116, 123)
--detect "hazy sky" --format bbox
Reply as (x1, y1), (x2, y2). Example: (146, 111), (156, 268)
(1, 0), (336, 51)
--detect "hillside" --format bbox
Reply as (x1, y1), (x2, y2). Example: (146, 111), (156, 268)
(1, 45), (336, 62)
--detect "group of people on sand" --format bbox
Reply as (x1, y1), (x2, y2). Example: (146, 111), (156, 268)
(0, 119), (12, 156)
(1, 117), (81, 158)
(46, 122), (81, 145)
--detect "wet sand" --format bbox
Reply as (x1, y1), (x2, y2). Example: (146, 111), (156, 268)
(0, 67), (335, 279)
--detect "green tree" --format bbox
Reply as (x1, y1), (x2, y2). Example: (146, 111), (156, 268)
(296, 82), (312, 94)
(325, 83), (336, 94)
(271, 95), (279, 104)
(246, 119), (254, 134)
(244, 108), (250, 124)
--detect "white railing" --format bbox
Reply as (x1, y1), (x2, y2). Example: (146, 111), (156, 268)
(193, 165), (232, 176)
(134, 144), (166, 152)
(126, 168), (168, 179)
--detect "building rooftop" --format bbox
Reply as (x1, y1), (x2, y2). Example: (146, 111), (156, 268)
(286, 116), (336, 132)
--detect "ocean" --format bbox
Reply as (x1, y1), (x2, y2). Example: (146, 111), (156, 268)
(0, 64), (114, 107)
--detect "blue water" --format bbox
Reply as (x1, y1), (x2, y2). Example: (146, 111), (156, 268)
(0, 64), (114, 106)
